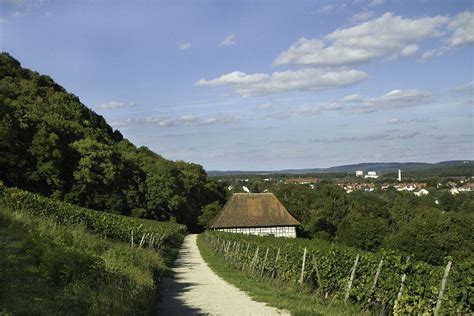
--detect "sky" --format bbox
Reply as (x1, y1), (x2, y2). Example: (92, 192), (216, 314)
(0, 0), (473, 170)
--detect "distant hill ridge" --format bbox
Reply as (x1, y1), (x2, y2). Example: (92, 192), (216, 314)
(207, 160), (473, 176)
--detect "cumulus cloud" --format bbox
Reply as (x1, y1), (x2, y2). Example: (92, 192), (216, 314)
(274, 13), (448, 67)
(448, 11), (474, 47)
(421, 11), (473, 60)
(196, 71), (268, 87)
(96, 101), (134, 109)
(388, 118), (400, 124)
(197, 68), (367, 96)
(219, 34), (236, 47)
(178, 42), (191, 50)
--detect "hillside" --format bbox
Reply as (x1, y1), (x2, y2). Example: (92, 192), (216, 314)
(0, 183), (186, 314)
(208, 160), (473, 176)
(0, 52), (225, 231)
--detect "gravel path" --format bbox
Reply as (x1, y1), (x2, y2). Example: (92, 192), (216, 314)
(158, 234), (289, 316)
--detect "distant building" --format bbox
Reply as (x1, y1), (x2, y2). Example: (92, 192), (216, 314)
(210, 193), (300, 238)
(414, 189), (429, 196)
(242, 186), (250, 193)
(285, 178), (319, 185)
(365, 171), (379, 179)
(356, 170), (364, 177)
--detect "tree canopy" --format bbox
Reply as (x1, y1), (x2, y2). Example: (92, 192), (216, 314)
(0, 52), (225, 232)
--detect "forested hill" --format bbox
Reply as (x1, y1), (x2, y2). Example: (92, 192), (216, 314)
(0, 52), (225, 231)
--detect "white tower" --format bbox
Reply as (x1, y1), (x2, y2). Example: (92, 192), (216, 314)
(398, 169), (402, 182)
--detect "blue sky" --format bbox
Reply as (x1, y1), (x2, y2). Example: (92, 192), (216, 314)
(1, 0), (473, 170)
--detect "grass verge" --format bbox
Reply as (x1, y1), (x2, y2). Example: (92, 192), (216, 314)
(0, 204), (171, 315)
(197, 234), (364, 316)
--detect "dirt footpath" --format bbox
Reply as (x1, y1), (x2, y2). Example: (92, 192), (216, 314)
(158, 234), (289, 315)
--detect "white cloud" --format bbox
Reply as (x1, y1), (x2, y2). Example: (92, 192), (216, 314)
(400, 44), (419, 56)
(178, 42), (191, 50)
(198, 68), (367, 96)
(342, 93), (364, 102)
(196, 71), (268, 87)
(325, 89), (432, 113)
(388, 118), (400, 124)
(358, 89), (432, 113)
(351, 10), (374, 22)
(109, 114), (231, 128)
(448, 11), (474, 47)
(219, 34), (236, 47)
(274, 13), (448, 67)
(421, 11), (473, 60)
(96, 100), (134, 109)
(256, 103), (273, 110)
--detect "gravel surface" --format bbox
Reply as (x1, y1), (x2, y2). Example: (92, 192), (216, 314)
(158, 234), (290, 315)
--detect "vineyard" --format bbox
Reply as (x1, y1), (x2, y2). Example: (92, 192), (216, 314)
(0, 183), (187, 314)
(1, 186), (186, 252)
(204, 231), (473, 315)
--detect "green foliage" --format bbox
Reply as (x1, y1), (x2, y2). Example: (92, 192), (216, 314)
(205, 231), (473, 315)
(0, 195), (172, 315)
(1, 186), (186, 250)
(0, 52), (225, 230)
(198, 201), (222, 227)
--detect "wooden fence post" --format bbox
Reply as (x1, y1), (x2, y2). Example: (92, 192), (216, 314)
(271, 248), (280, 279)
(241, 243), (250, 270)
(367, 259), (384, 303)
(344, 254), (360, 303)
(314, 258), (323, 289)
(260, 248), (270, 278)
(396, 256), (411, 306)
(299, 248), (307, 284)
(131, 230), (134, 248)
(250, 246), (259, 273)
(139, 233), (147, 248)
(434, 261), (452, 316)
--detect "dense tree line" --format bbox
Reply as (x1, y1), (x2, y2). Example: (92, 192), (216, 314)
(0, 52), (225, 231)
(273, 183), (473, 265)
(217, 177), (473, 265)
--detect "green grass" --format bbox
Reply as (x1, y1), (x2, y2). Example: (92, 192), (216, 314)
(197, 234), (364, 316)
(0, 204), (173, 315)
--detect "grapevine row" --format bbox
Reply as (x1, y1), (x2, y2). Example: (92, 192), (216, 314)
(0, 185), (187, 251)
(205, 231), (473, 315)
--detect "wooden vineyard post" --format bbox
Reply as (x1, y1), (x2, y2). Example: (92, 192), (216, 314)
(299, 248), (307, 285)
(314, 258), (323, 290)
(241, 243), (250, 270)
(232, 242), (240, 266)
(131, 230), (134, 248)
(260, 248), (270, 278)
(434, 261), (452, 316)
(396, 256), (411, 307)
(250, 246), (259, 273)
(367, 259), (384, 304)
(344, 254), (360, 303)
(271, 248), (280, 279)
(139, 233), (147, 248)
